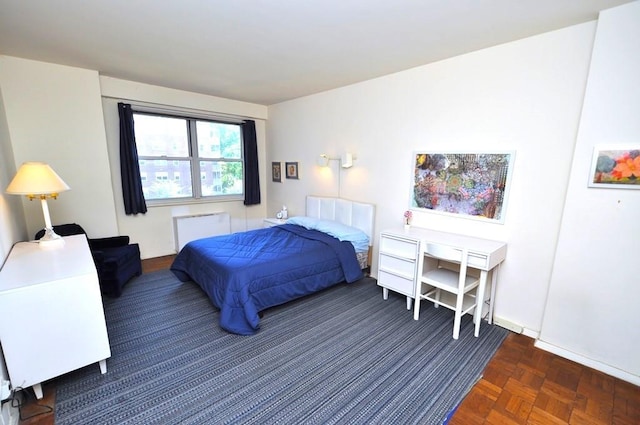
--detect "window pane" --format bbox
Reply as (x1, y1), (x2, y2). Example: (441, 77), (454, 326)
(196, 121), (241, 159)
(139, 159), (192, 199)
(200, 161), (243, 196)
(131, 110), (244, 202)
(134, 114), (189, 156)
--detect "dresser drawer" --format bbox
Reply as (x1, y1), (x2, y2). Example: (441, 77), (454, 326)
(379, 253), (416, 279)
(379, 234), (419, 259)
(377, 270), (415, 297)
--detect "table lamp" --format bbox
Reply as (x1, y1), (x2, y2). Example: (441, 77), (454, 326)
(6, 162), (70, 247)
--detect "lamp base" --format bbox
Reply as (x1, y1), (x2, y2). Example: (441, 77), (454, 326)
(38, 227), (65, 249)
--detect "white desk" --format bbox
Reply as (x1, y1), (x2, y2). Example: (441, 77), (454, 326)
(0, 235), (111, 399)
(377, 227), (507, 323)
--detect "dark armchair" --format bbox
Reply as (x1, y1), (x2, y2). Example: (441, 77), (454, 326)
(35, 223), (142, 297)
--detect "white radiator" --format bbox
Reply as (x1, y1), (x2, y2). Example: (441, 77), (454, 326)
(173, 212), (231, 252)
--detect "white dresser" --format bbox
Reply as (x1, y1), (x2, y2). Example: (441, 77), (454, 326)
(0, 235), (111, 399)
(377, 230), (422, 310)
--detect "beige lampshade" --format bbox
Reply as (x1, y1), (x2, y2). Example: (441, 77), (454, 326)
(6, 162), (70, 197)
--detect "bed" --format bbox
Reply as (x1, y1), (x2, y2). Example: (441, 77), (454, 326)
(170, 196), (376, 335)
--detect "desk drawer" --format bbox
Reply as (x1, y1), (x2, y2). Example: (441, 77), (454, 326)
(377, 270), (415, 297)
(467, 253), (489, 269)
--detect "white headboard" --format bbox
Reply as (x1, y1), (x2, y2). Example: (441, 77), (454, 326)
(305, 196), (376, 243)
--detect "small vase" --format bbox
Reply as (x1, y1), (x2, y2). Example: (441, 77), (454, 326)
(404, 224), (411, 231)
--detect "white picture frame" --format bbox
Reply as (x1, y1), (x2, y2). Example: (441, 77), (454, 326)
(588, 145), (640, 189)
(410, 151), (516, 224)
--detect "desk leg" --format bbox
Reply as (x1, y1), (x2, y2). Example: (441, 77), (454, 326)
(382, 287), (389, 300)
(413, 291), (421, 320)
(32, 383), (43, 400)
(99, 359), (107, 374)
(473, 271), (489, 337)
(488, 264), (500, 325)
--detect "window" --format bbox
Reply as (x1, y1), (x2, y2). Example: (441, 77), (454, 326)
(133, 112), (243, 201)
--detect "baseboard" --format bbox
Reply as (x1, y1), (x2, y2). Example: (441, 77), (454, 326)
(492, 316), (539, 338)
(493, 316), (523, 334)
(521, 327), (539, 339)
(535, 339), (640, 386)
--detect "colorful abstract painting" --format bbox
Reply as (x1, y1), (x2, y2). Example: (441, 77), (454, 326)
(589, 147), (640, 189)
(411, 152), (514, 223)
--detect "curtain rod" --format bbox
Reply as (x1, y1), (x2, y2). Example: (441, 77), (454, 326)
(102, 96), (259, 123)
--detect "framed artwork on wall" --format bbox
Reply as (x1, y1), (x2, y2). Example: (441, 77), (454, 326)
(272, 162), (282, 183)
(285, 162), (299, 179)
(410, 151), (515, 223)
(588, 146), (640, 189)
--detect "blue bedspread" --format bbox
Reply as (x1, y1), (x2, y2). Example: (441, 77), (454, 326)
(170, 224), (363, 335)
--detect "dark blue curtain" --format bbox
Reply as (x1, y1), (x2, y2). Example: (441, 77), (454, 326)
(118, 103), (147, 215)
(242, 120), (261, 205)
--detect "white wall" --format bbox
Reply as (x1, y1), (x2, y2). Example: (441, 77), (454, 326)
(0, 56), (119, 238)
(0, 82), (27, 397)
(0, 88), (27, 260)
(267, 22), (597, 337)
(99, 77), (269, 259)
(538, 2), (640, 385)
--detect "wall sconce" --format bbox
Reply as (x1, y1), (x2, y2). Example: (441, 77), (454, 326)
(317, 152), (356, 198)
(6, 162), (70, 247)
(317, 154), (332, 167)
(317, 152), (356, 168)
(341, 152), (354, 168)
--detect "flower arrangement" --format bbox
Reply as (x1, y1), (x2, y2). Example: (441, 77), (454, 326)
(404, 210), (413, 225)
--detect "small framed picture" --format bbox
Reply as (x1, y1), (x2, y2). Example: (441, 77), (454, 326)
(272, 162), (282, 183)
(588, 145), (640, 189)
(285, 162), (299, 179)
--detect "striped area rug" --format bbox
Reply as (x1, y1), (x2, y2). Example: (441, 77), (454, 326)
(54, 270), (508, 424)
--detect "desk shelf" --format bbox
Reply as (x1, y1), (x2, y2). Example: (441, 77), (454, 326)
(420, 288), (478, 313)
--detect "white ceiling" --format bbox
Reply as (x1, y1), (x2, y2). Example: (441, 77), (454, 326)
(0, 0), (633, 105)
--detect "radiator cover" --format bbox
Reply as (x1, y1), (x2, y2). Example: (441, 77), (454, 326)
(173, 212), (231, 252)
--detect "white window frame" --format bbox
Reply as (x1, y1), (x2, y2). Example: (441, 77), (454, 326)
(133, 110), (245, 205)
